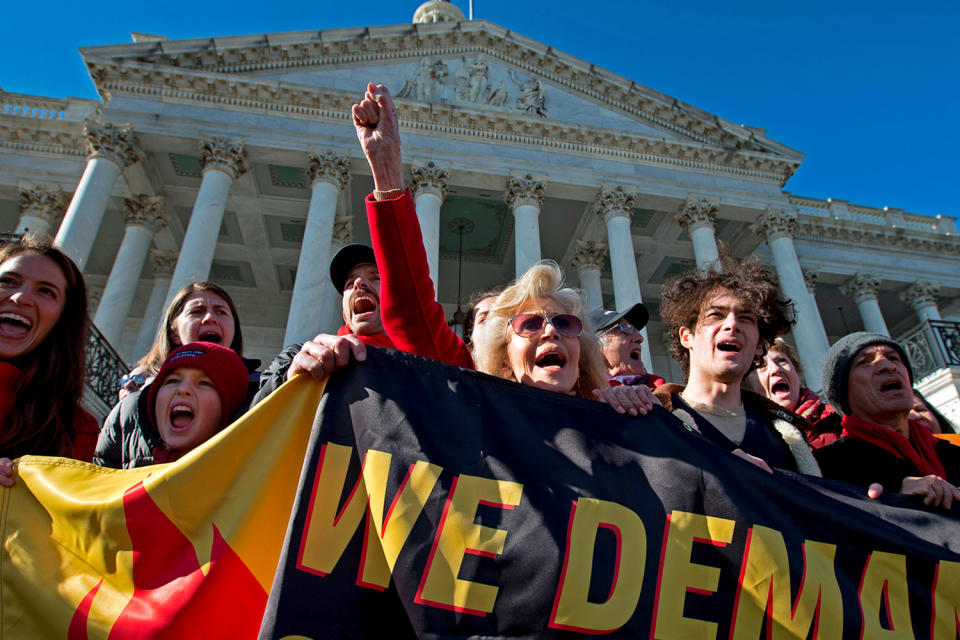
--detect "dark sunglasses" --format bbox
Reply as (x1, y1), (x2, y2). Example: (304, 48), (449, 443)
(509, 313), (583, 338)
(118, 373), (146, 391)
(600, 320), (639, 336)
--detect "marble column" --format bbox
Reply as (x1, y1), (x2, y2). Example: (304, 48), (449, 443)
(166, 137), (249, 304)
(754, 206), (830, 392)
(55, 122), (139, 270)
(594, 185), (652, 371)
(284, 151), (350, 345)
(410, 160), (449, 292)
(318, 216), (355, 335)
(840, 273), (889, 337)
(93, 195), (167, 346)
(133, 250), (176, 360)
(570, 240), (606, 313)
(675, 195), (720, 268)
(899, 281), (942, 322)
(505, 173), (545, 277)
(16, 185), (69, 236)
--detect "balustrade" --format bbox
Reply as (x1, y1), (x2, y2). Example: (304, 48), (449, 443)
(898, 320), (960, 379)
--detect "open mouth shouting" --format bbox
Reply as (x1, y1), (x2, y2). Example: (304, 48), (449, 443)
(770, 378), (792, 396)
(878, 378), (906, 395)
(535, 347), (568, 371)
(0, 311), (33, 340)
(198, 329), (222, 344)
(351, 290), (379, 316)
(168, 401), (196, 432)
(716, 339), (742, 353)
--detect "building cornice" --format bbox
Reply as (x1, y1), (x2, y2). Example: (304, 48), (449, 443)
(793, 213), (960, 256)
(0, 121), (88, 157)
(83, 56), (799, 184)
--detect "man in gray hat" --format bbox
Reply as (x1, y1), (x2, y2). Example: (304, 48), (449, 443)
(815, 332), (960, 508)
(588, 302), (665, 389)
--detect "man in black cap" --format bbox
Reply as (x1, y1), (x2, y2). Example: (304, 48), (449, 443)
(328, 242), (387, 339)
(253, 242), (396, 403)
(588, 302), (665, 389)
(815, 331), (960, 508)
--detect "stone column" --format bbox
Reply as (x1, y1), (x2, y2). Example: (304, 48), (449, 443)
(505, 173), (545, 277)
(318, 216), (355, 335)
(16, 185), (69, 236)
(284, 151), (350, 345)
(55, 122), (139, 269)
(675, 195), (720, 268)
(93, 195), (167, 346)
(133, 250), (176, 360)
(754, 206), (830, 392)
(594, 185), (652, 370)
(166, 137), (249, 304)
(410, 161), (449, 292)
(570, 240), (606, 313)
(900, 281), (942, 322)
(840, 273), (889, 337)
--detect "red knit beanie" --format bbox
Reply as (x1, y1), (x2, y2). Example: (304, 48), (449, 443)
(147, 342), (249, 430)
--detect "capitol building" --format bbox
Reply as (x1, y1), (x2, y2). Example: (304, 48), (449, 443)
(1, 1), (957, 421)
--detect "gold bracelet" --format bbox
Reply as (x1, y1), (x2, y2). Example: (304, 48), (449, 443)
(373, 188), (404, 201)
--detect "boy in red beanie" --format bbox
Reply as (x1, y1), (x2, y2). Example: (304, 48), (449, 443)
(147, 342), (249, 463)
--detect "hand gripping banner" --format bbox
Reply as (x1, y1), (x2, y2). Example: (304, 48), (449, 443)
(259, 348), (960, 639)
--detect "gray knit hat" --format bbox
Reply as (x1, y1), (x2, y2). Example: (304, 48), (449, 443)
(821, 332), (914, 415)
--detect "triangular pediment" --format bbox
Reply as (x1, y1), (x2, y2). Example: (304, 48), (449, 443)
(80, 20), (803, 183)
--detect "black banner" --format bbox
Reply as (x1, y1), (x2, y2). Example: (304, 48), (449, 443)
(259, 347), (960, 639)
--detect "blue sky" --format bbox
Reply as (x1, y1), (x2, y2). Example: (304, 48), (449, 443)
(2, 1), (958, 217)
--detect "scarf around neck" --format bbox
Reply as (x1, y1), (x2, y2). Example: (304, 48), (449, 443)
(841, 414), (946, 479)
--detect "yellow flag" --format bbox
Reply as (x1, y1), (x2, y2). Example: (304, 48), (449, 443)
(0, 375), (324, 639)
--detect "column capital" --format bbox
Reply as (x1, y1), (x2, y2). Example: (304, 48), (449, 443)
(570, 240), (607, 271)
(802, 268), (819, 294)
(83, 121), (140, 168)
(199, 137), (249, 179)
(307, 150), (350, 189)
(410, 160), (450, 199)
(840, 273), (881, 304)
(593, 185), (636, 223)
(505, 173), (545, 210)
(123, 195), (167, 234)
(753, 205), (798, 242)
(19, 184), (69, 227)
(149, 249), (177, 278)
(675, 194), (719, 233)
(331, 215), (354, 247)
(899, 280), (941, 310)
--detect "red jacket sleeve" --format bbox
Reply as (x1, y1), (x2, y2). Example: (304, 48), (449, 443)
(366, 191), (474, 369)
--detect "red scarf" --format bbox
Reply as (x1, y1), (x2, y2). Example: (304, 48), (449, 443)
(335, 325), (395, 349)
(841, 414), (947, 479)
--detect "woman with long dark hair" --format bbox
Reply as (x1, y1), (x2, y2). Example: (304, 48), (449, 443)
(0, 235), (98, 485)
(94, 281), (259, 468)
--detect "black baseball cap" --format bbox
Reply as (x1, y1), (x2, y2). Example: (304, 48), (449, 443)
(329, 243), (377, 294)
(588, 302), (649, 333)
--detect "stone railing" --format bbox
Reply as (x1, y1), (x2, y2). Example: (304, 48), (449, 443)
(787, 194), (957, 239)
(786, 195), (830, 217)
(898, 320), (960, 380)
(0, 90), (99, 123)
(86, 323), (129, 409)
(0, 91), (69, 120)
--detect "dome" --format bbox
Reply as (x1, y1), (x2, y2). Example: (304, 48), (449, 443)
(413, 0), (466, 24)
